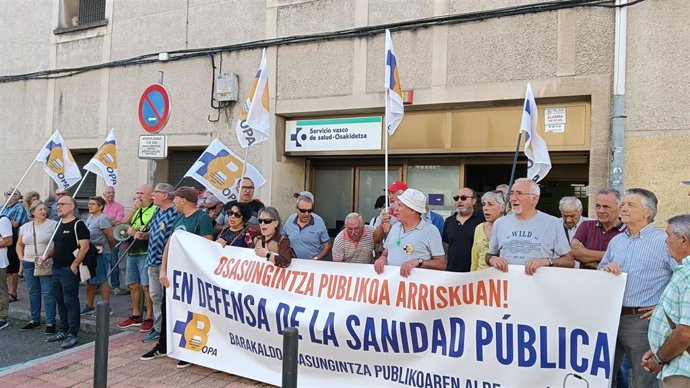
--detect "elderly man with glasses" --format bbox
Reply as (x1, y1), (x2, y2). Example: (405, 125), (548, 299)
(237, 177), (265, 219)
(332, 213), (377, 264)
(1, 187), (29, 303)
(282, 191), (331, 260)
(486, 178), (574, 275)
(50, 189), (78, 221)
(442, 187), (485, 272)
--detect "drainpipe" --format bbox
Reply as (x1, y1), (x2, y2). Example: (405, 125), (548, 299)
(610, 0), (627, 191)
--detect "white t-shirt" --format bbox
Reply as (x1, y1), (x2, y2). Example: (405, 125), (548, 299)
(0, 217), (12, 268)
(19, 219), (58, 263)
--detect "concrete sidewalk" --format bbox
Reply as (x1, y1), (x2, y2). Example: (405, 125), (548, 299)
(6, 279), (271, 387)
(0, 331), (272, 387)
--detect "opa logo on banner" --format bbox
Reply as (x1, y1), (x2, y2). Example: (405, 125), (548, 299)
(173, 312), (217, 356)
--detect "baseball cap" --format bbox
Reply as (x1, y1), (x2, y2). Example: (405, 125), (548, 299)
(386, 181), (408, 193)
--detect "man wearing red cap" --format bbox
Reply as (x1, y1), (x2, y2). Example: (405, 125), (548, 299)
(373, 181), (407, 244)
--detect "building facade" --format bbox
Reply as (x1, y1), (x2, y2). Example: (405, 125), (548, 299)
(0, 0), (688, 234)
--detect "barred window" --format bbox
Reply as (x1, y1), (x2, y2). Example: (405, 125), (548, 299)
(56, 0), (107, 33)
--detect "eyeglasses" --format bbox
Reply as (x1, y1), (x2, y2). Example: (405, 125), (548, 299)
(55, 192), (67, 197)
(257, 218), (275, 224)
(227, 210), (243, 218)
(297, 207), (313, 214)
(453, 195), (475, 202)
(508, 190), (537, 197)
(241, 186), (255, 191)
(4, 191), (18, 197)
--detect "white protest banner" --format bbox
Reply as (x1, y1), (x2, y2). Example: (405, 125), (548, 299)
(166, 231), (626, 387)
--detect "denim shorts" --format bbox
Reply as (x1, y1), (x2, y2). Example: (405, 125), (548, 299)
(125, 254), (149, 286)
(88, 253), (110, 285)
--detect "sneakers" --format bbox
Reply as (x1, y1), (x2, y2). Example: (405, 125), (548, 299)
(113, 288), (130, 295)
(142, 329), (160, 343)
(21, 321), (41, 331)
(0, 320), (8, 330)
(61, 334), (78, 349)
(140, 319), (154, 333)
(80, 305), (96, 315)
(140, 344), (166, 361)
(177, 360), (191, 369)
(117, 315), (142, 329)
(46, 332), (67, 342)
(44, 324), (56, 335)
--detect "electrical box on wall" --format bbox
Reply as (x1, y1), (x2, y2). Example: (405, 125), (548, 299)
(215, 72), (238, 102)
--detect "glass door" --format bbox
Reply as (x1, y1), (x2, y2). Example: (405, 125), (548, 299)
(356, 166), (401, 225)
(313, 168), (353, 236)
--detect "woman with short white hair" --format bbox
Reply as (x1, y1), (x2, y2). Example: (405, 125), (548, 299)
(471, 191), (506, 271)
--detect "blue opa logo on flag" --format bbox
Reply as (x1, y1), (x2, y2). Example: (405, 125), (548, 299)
(290, 127), (307, 148)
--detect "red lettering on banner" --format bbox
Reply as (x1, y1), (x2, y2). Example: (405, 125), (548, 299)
(395, 279), (509, 310)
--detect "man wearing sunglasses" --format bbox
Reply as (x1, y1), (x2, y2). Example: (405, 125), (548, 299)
(486, 178), (574, 275)
(50, 189), (77, 221)
(442, 187), (485, 272)
(282, 191), (331, 260)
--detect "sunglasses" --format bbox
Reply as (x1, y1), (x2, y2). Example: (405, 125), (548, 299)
(453, 195), (475, 201)
(227, 210), (243, 218)
(257, 218), (275, 224)
(56, 192), (67, 196)
(4, 192), (18, 196)
(297, 207), (313, 214)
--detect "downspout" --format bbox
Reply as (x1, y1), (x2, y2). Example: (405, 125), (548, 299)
(610, 0), (627, 191)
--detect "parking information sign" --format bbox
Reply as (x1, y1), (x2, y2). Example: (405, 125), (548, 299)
(138, 135), (167, 159)
(138, 84), (171, 133)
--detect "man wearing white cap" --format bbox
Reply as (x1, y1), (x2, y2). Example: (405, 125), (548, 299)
(374, 189), (446, 277)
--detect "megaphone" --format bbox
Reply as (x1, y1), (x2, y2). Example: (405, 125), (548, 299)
(113, 223), (131, 242)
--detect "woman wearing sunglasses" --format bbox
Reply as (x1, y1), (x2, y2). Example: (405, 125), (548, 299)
(253, 207), (293, 268)
(216, 201), (256, 248)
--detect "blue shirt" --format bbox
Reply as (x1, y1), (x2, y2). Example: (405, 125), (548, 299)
(423, 211), (445, 236)
(146, 206), (178, 266)
(1, 202), (28, 226)
(282, 213), (330, 260)
(599, 224), (676, 307)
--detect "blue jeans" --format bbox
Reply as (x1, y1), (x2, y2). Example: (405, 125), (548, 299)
(52, 265), (80, 336)
(22, 261), (56, 325)
(110, 246), (121, 289)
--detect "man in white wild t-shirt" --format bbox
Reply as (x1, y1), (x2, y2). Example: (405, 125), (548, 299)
(486, 178), (574, 275)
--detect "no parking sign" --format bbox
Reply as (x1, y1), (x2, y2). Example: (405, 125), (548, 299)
(138, 84), (171, 133)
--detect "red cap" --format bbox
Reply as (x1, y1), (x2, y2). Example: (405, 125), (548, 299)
(386, 181), (408, 193)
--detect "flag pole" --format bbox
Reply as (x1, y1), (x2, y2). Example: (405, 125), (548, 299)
(504, 132), (522, 215)
(40, 171), (90, 260)
(384, 90), (389, 214)
(0, 161), (37, 213)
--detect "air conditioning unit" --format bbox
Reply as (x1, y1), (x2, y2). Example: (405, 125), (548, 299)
(215, 72), (239, 102)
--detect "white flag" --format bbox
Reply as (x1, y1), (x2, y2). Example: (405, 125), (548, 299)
(236, 48), (270, 148)
(184, 139), (266, 203)
(384, 29), (404, 135)
(520, 83), (551, 182)
(34, 131), (82, 189)
(84, 129), (118, 186)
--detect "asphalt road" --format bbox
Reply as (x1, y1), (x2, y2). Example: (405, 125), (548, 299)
(0, 318), (96, 371)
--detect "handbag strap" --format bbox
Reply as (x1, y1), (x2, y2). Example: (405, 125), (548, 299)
(32, 222), (38, 256)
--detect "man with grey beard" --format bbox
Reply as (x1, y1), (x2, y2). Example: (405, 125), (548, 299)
(442, 187), (485, 272)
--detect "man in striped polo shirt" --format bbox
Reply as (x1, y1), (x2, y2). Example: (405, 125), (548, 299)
(332, 213), (376, 264)
(600, 188), (677, 387)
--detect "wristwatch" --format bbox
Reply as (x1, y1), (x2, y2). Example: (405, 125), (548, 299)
(547, 258), (554, 267)
(265, 252), (271, 260)
(652, 352), (665, 366)
(417, 258), (423, 268)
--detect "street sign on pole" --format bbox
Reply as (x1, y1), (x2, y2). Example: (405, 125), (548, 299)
(138, 84), (171, 133)
(138, 134), (167, 159)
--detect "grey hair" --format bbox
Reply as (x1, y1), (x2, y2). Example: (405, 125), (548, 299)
(625, 188), (658, 222)
(297, 195), (313, 204)
(481, 191), (506, 207)
(598, 187), (622, 205)
(496, 184), (509, 192)
(668, 214), (690, 240)
(205, 194), (220, 206)
(155, 183), (175, 200)
(513, 178), (540, 196)
(29, 200), (45, 216)
(258, 206), (282, 232)
(559, 196), (583, 212)
(344, 212), (363, 224)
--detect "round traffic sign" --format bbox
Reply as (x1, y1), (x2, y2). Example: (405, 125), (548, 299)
(138, 84), (171, 133)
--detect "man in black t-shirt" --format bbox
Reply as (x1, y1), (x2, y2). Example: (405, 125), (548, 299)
(443, 187), (485, 272)
(46, 196), (90, 349)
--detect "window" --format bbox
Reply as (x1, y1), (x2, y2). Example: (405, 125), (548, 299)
(56, 0), (107, 33)
(67, 152), (97, 199)
(168, 150), (206, 190)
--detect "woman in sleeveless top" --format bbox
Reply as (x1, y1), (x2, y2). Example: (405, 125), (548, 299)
(253, 207), (293, 268)
(216, 201), (256, 248)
